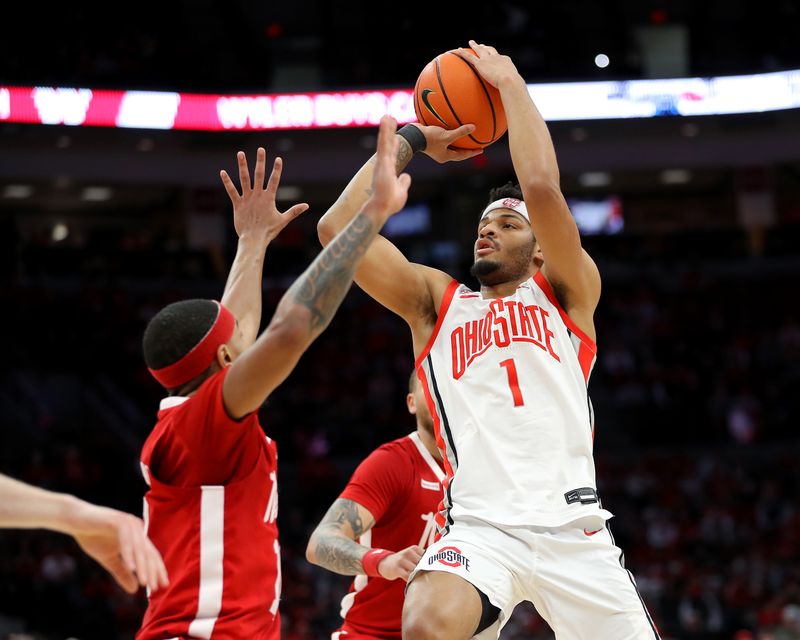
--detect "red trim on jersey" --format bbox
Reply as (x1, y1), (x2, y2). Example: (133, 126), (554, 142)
(415, 365), (455, 537)
(576, 339), (595, 385)
(532, 272), (597, 354)
(414, 280), (459, 370)
(148, 301), (235, 389)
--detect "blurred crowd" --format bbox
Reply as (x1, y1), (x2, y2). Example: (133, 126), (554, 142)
(0, 213), (798, 638)
(3, 3), (800, 637)
(3, 1), (800, 92)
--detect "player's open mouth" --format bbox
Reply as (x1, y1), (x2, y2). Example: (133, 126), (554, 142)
(476, 239), (496, 256)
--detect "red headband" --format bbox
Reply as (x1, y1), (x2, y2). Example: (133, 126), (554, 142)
(148, 301), (236, 389)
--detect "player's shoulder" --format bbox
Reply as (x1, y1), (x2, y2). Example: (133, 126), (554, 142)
(155, 368), (257, 435)
(189, 368), (229, 402)
(372, 434), (416, 458)
(359, 435), (419, 473)
(346, 435), (416, 491)
(157, 370), (225, 412)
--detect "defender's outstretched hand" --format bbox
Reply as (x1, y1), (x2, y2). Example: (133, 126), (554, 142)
(368, 116), (412, 218)
(220, 148), (310, 242)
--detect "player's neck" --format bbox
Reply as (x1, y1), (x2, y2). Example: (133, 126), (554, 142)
(417, 426), (442, 462)
(480, 272), (533, 299)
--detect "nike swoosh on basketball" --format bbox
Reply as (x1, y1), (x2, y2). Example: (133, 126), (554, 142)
(584, 528), (603, 536)
(420, 89), (449, 127)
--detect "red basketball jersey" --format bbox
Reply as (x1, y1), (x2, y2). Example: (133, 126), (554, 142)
(334, 432), (445, 640)
(137, 369), (281, 640)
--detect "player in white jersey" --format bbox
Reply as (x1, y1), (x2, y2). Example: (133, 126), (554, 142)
(318, 41), (660, 639)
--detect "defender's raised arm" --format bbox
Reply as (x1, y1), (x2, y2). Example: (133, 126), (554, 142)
(222, 116), (413, 418)
(317, 123), (477, 338)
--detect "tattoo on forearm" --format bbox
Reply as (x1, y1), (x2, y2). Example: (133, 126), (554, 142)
(364, 140), (409, 199)
(312, 499), (375, 575)
(290, 214), (376, 331)
(396, 137), (413, 172)
(313, 535), (367, 575)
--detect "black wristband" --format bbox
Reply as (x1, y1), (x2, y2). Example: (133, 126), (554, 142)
(396, 124), (427, 154)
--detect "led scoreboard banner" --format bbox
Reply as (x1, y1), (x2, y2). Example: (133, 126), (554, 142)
(1, 69), (799, 131)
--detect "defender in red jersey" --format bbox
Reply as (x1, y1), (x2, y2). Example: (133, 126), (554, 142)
(306, 372), (445, 640)
(137, 117), (411, 640)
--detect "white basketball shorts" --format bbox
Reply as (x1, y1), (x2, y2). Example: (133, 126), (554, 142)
(409, 516), (660, 640)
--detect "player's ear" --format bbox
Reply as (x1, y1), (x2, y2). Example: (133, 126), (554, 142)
(216, 344), (233, 369)
(533, 242), (544, 269)
(406, 392), (417, 416)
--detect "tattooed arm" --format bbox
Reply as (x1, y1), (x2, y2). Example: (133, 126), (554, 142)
(306, 498), (424, 581)
(222, 116), (411, 419)
(306, 498), (375, 575)
(316, 124), (479, 326)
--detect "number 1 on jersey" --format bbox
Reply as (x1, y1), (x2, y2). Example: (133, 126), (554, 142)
(500, 359), (525, 407)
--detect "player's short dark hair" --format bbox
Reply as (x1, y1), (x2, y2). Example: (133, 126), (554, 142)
(143, 299), (219, 373)
(487, 181), (524, 204)
(409, 370), (419, 393)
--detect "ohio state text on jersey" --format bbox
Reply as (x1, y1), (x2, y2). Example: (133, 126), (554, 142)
(416, 272), (613, 534)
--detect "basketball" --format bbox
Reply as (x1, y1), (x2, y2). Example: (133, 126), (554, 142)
(413, 48), (508, 150)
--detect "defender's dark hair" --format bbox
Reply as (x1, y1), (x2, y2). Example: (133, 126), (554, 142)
(143, 299), (220, 373)
(487, 181), (524, 204)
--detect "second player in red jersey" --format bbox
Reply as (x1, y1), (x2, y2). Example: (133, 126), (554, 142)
(137, 117), (412, 639)
(306, 372), (445, 640)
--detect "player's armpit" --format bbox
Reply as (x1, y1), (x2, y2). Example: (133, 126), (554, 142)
(540, 246), (601, 338)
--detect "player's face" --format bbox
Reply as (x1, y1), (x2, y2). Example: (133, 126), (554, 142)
(408, 380), (435, 436)
(471, 210), (536, 286)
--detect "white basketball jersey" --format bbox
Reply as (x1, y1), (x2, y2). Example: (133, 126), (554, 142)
(416, 272), (613, 531)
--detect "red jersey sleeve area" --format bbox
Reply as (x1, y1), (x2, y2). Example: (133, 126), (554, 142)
(153, 368), (262, 486)
(339, 443), (412, 524)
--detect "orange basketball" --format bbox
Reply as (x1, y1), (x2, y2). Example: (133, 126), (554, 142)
(413, 48), (507, 150)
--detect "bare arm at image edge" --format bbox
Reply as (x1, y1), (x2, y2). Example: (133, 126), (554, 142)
(0, 473), (168, 594)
